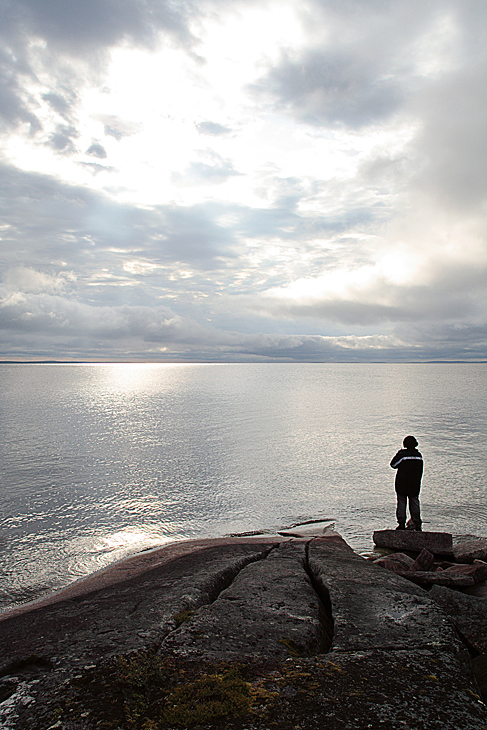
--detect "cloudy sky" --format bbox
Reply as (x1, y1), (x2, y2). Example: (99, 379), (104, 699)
(1, 0), (486, 362)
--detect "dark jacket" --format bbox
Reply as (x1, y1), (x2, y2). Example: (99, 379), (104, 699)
(390, 448), (423, 497)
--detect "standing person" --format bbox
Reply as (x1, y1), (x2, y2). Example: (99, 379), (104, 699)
(390, 435), (423, 531)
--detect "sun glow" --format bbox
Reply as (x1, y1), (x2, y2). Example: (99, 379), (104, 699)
(99, 526), (172, 553)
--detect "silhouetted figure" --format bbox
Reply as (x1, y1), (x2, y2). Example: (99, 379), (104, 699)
(390, 435), (423, 531)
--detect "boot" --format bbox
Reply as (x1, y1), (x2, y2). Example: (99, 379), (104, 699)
(396, 523), (406, 530)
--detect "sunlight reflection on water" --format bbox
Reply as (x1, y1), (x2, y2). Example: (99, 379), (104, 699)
(1, 362), (486, 611)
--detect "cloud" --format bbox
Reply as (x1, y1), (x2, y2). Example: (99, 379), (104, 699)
(252, 0), (439, 128)
(42, 92), (72, 118)
(3, 267), (73, 293)
(182, 151), (243, 184)
(0, 280), (409, 361)
(3, 0), (197, 54)
(410, 61), (487, 213)
(256, 48), (405, 128)
(0, 0), (200, 137)
(93, 115), (142, 140)
(0, 162), (239, 270)
(48, 124), (79, 152)
(196, 121), (233, 136)
(0, 46), (40, 132)
(1, 0), (487, 362)
(86, 142), (108, 158)
(3, 276), (480, 362)
(257, 250), (487, 326)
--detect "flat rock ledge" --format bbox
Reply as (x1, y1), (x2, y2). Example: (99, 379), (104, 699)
(373, 529), (487, 563)
(1, 530), (486, 730)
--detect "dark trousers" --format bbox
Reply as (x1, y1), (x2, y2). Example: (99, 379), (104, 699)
(396, 494), (421, 527)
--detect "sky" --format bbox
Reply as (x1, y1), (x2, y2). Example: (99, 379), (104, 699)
(1, 0), (487, 362)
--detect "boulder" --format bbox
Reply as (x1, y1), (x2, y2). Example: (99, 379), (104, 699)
(404, 561), (487, 588)
(452, 534), (487, 564)
(373, 530), (453, 555)
(373, 552), (415, 573)
(405, 571), (476, 588)
(442, 560), (487, 582)
(409, 548), (435, 572)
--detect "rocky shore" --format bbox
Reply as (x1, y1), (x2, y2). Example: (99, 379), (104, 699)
(0, 525), (486, 729)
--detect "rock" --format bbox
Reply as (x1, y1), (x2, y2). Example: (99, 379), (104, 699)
(464, 581), (487, 598)
(374, 552), (415, 573)
(307, 535), (457, 653)
(405, 571), (476, 588)
(409, 548), (435, 572)
(472, 655), (487, 702)
(0, 540), (279, 668)
(443, 560), (487, 582)
(373, 529), (453, 555)
(160, 541), (329, 660)
(452, 534), (487, 563)
(403, 561), (487, 588)
(429, 584), (487, 655)
(1, 533), (486, 730)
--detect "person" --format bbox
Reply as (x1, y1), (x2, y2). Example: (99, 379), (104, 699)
(390, 435), (423, 531)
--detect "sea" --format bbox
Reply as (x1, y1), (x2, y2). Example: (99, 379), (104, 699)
(0, 362), (486, 613)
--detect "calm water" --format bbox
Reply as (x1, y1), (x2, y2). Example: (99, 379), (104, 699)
(0, 362), (486, 612)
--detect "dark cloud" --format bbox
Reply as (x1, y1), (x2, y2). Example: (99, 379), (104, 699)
(4, 0), (196, 54)
(153, 204), (239, 264)
(3, 280), (480, 362)
(252, 0), (442, 128)
(395, 321), (487, 362)
(0, 283), (407, 361)
(0, 47), (40, 132)
(257, 49), (405, 128)
(42, 92), (72, 117)
(411, 61), (487, 212)
(86, 141), (107, 158)
(47, 124), (78, 152)
(0, 162), (238, 272)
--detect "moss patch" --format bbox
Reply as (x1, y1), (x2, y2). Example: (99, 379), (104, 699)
(172, 609), (196, 628)
(28, 650), (487, 730)
(162, 667), (252, 726)
(56, 653), (276, 729)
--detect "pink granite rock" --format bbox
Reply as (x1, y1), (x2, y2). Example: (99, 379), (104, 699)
(405, 571), (476, 587)
(441, 560), (487, 583)
(408, 548), (435, 572)
(403, 560), (487, 588)
(374, 553), (415, 573)
(452, 535), (487, 564)
(373, 530), (453, 555)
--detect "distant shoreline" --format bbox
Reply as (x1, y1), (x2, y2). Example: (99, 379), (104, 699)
(1, 360), (486, 365)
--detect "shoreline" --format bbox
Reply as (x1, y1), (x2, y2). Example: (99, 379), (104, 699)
(0, 527), (320, 622)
